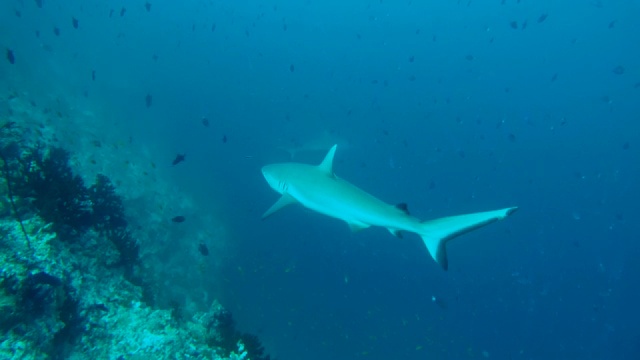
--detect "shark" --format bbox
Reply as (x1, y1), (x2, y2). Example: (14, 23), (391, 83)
(277, 130), (350, 159)
(261, 144), (517, 270)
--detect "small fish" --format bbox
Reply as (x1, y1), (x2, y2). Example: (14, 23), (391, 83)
(612, 65), (625, 75)
(172, 153), (186, 166)
(72, 17), (79, 29)
(15, 10), (21, 17)
(35, 0), (43, 8)
(551, 73), (558, 82)
(198, 243), (209, 256)
(222, 134), (228, 143)
(53, 27), (60, 36)
(171, 216), (186, 223)
(409, 55), (415, 63)
(431, 295), (448, 310)
(92, 69), (96, 81)
(7, 49), (15, 64)
(202, 117), (210, 127)
(537, 14), (548, 23)
(152, 54), (159, 61)
(211, 23), (216, 32)
(120, 7), (126, 17)
(109, 9), (114, 18)
(622, 142), (630, 150)
(290, 64), (295, 72)
(509, 21), (518, 29)
(145, 93), (152, 107)
(465, 54), (474, 61)
(608, 20), (616, 29)
(145, 2), (151, 12)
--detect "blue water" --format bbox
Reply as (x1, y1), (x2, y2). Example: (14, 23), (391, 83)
(2, 0), (639, 359)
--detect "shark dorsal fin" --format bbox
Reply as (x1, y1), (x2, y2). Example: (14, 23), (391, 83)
(318, 144), (338, 176)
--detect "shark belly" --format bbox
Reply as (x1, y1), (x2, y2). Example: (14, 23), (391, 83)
(287, 173), (419, 233)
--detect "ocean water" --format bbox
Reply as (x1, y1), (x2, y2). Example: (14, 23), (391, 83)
(1, 0), (639, 359)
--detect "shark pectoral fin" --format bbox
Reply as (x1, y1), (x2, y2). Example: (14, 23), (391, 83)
(262, 193), (297, 220)
(419, 207), (518, 270)
(348, 221), (370, 232)
(318, 144), (338, 176)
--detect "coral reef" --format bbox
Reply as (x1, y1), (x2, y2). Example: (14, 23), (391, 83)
(209, 309), (271, 360)
(89, 174), (139, 271)
(1, 131), (139, 269)
(8, 144), (93, 241)
(1, 96), (273, 359)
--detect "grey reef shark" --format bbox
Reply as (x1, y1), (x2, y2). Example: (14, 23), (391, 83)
(261, 144), (517, 270)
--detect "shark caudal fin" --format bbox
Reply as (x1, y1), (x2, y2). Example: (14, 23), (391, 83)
(420, 207), (518, 270)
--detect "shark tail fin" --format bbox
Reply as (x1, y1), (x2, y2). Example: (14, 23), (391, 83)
(419, 207), (518, 270)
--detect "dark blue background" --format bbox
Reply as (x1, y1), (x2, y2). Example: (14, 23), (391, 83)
(2, 0), (638, 358)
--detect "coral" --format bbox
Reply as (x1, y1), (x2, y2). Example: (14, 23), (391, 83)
(50, 284), (84, 358)
(2, 134), (139, 269)
(0, 122), (30, 248)
(89, 174), (139, 269)
(208, 308), (272, 360)
(11, 145), (92, 241)
(0, 269), (85, 359)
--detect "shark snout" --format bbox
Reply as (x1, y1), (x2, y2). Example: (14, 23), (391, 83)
(261, 165), (281, 193)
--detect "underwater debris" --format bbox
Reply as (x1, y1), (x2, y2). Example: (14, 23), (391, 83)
(172, 153), (186, 166)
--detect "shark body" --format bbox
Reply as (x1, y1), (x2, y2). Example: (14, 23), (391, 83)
(261, 145), (517, 270)
(277, 130), (350, 159)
